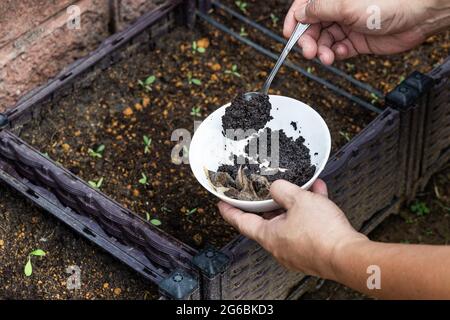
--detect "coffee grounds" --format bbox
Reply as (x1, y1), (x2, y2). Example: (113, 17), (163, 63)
(227, 128), (316, 186)
(209, 95), (316, 202)
(222, 93), (273, 136)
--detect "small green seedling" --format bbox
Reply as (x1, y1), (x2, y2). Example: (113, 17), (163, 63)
(339, 131), (352, 142)
(190, 106), (201, 117)
(192, 41), (206, 54)
(186, 208), (198, 216)
(88, 177), (104, 190)
(24, 249), (46, 277)
(270, 14), (279, 26)
(138, 75), (156, 92)
(88, 144), (105, 159)
(225, 64), (241, 78)
(345, 63), (355, 71)
(239, 27), (248, 37)
(306, 67), (313, 74)
(370, 92), (380, 104)
(161, 206), (172, 213)
(145, 213), (162, 226)
(143, 135), (152, 154)
(410, 201), (430, 216)
(139, 173), (149, 186)
(235, 1), (248, 13)
(187, 73), (202, 86)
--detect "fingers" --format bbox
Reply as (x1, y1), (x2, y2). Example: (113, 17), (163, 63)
(296, 0), (346, 24)
(270, 179), (302, 209)
(218, 201), (267, 241)
(311, 179), (328, 197)
(283, 0), (308, 38)
(316, 29), (335, 65)
(298, 24), (320, 59)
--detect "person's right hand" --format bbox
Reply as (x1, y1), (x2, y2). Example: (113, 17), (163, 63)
(284, 0), (450, 65)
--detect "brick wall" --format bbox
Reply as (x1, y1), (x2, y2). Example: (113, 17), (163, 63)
(0, 0), (165, 112)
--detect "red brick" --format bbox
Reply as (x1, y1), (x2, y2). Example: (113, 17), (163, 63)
(0, 0), (75, 47)
(114, 0), (163, 31)
(0, 0), (110, 111)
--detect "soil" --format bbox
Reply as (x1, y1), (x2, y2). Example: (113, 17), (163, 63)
(0, 184), (158, 300)
(18, 21), (373, 249)
(1, 0), (448, 300)
(222, 93), (273, 135)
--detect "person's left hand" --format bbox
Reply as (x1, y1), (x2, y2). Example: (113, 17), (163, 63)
(218, 179), (367, 278)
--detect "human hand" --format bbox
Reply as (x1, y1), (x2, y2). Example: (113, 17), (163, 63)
(218, 179), (367, 279)
(284, 0), (450, 65)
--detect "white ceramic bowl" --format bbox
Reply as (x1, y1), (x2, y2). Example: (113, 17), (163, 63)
(189, 95), (331, 213)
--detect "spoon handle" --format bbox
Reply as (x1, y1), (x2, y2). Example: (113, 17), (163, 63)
(262, 22), (310, 95)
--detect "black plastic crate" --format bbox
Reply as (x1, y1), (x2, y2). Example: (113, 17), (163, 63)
(0, 0), (448, 300)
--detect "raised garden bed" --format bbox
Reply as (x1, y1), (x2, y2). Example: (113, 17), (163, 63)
(0, 0), (449, 300)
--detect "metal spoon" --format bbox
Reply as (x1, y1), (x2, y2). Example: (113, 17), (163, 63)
(244, 22), (310, 101)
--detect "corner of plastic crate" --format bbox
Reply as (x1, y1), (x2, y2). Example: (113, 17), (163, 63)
(158, 269), (199, 300)
(192, 247), (230, 279)
(386, 71), (433, 111)
(0, 113), (9, 130)
(404, 71), (434, 94)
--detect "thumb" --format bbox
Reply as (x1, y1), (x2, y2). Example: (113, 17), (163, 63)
(270, 180), (303, 209)
(295, 0), (346, 24)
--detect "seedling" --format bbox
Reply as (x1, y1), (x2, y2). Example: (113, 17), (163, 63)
(235, 1), (248, 13)
(24, 249), (46, 277)
(88, 177), (104, 190)
(239, 27), (248, 37)
(410, 200), (430, 216)
(187, 73), (202, 86)
(192, 41), (206, 54)
(138, 75), (156, 92)
(139, 173), (149, 185)
(88, 144), (105, 158)
(145, 213), (162, 226)
(339, 131), (352, 142)
(143, 135), (152, 154)
(225, 64), (241, 78)
(345, 63), (355, 71)
(186, 208), (198, 216)
(270, 14), (279, 26)
(370, 92), (380, 104)
(307, 67), (314, 74)
(161, 206), (172, 213)
(191, 106), (201, 117)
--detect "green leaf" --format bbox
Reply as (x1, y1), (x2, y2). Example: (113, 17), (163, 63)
(97, 177), (104, 188)
(88, 181), (97, 188)
(192, 79), (202, 86)
(143, 135), (150, 145)
(197, 47), (206, 53)
(139, 173), (148, 185)
(192, 41), (197, 50)
(144, 76), (156, 85)
(150, 219), (162, 226)
(30, 249), (46, 257)
(97, 144), (105, 153)
(24, 258), (32, 277)
(145, 212), (151, 221)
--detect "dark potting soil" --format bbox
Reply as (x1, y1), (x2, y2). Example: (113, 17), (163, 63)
(222, 93), (273, 135)
(17, 22), (375, 249)
(211, 128), (316, 201)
